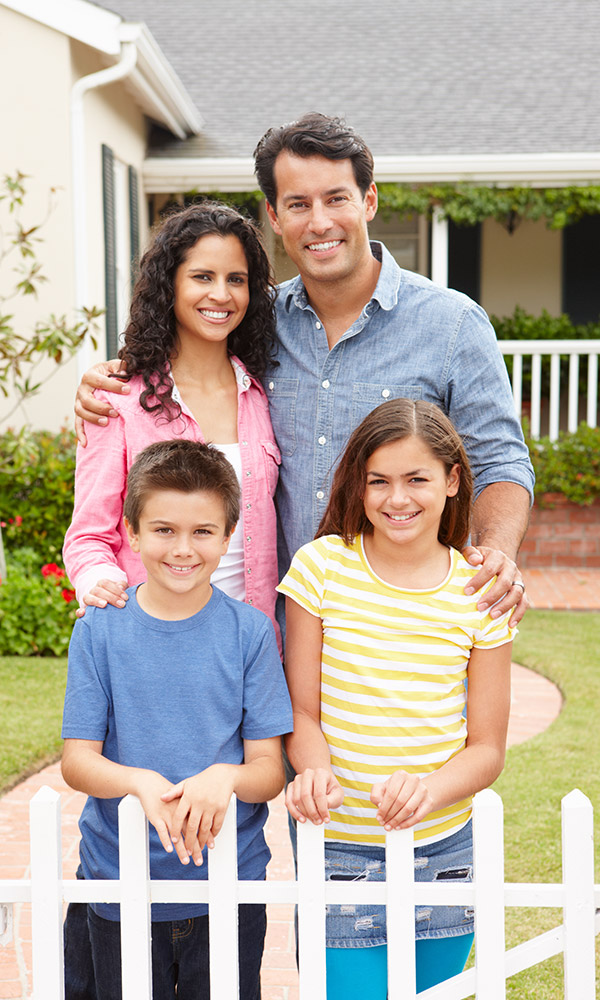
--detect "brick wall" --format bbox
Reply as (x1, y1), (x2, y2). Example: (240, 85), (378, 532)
(519, 496), (600, 568)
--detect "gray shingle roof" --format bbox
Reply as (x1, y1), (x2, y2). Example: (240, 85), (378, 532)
(92, 0), (600, 159)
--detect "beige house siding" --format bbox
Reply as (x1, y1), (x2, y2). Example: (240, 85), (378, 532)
(480, 217), (562, 318)
(1, 8), (149, 432)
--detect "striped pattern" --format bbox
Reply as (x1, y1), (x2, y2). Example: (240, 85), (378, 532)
(278, 535), (515, 846)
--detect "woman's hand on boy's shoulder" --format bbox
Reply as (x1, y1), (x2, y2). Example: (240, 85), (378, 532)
(76, 579), (128, 618)
(285, 767), (344, 826)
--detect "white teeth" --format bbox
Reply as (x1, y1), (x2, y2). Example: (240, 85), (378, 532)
(167, 564), (195, 572)
(200, 310), (229, 319)
(307, 240), (341, 251)
(389, 513), (417, 521)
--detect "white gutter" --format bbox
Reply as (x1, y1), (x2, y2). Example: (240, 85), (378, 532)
(70, 42), (137, 378)
(143, 150), (600, 195)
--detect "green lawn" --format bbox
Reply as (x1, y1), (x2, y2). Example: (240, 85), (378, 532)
(0, 610), (598, 995)
(0, 655), (68, 791)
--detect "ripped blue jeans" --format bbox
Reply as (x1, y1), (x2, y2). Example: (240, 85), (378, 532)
(324, 819), (473, 948)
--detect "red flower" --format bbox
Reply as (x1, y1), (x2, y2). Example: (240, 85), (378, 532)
(41, 563), (66, 579)
(15, 515), (23, 526)
(61, 588), (76, 603)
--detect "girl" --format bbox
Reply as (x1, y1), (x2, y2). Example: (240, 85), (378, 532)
(64, 201), (281, 646)
(278, 398), (514, 997)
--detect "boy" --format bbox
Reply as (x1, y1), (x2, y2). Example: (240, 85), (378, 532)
(61, 440), (293, 1000)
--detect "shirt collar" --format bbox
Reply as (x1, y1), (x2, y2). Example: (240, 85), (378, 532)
(170, 355), (256, 407)
(279, 240), (401, 314)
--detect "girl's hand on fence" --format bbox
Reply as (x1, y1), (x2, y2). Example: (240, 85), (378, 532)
(371, 771), (433, 830)
(161, 765), (236, 865)
(285, 768), (344, 825)
(77, 579), (128, 617)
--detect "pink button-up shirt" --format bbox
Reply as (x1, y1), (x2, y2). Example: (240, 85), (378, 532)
(63, 357), (281, 649)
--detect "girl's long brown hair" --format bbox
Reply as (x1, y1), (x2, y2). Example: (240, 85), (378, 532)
(316, 398), (473, 549)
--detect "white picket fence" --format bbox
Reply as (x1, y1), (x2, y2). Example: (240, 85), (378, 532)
(499, 339), (600, 440)
(0, 786), (598, 999)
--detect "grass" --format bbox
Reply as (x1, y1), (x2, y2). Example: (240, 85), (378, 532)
(0, 655), (68, 792)
(0, 610), (598, 995)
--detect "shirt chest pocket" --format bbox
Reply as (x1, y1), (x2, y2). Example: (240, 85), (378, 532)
(351, 383), (422, 428)
(265, 377), (299, 457)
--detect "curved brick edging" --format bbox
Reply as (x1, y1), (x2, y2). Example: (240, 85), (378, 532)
(519, 496), (600, 569)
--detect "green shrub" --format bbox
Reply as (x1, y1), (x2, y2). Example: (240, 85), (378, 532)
(0, 425), (76, 561)
(0, 547), (76, 655)
(527, 423), (600, 506)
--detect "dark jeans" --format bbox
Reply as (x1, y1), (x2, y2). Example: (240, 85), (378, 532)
(87, 904), (265, 1000)
(64, 902), (97, 1000)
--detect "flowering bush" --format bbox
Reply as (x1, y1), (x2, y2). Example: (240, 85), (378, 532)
(0, 548), (77, 656)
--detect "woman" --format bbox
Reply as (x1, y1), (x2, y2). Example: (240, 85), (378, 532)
(63, 201), (281, 645)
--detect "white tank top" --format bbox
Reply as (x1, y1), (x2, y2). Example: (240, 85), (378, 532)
(210, 442), (246, 601)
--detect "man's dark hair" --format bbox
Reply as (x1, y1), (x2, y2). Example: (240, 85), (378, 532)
(123, 440), (240, 536)
(253, 112), (374, 209)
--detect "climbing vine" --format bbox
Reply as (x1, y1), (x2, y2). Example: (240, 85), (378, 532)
(185, 184), (600, 231)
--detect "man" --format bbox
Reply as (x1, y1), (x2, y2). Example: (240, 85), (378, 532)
(76, 113), (533, 624)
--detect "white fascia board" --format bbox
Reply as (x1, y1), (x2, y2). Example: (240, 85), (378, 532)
(3, 0), (122, 54)
(143, 158), (257, 193)
(143, 151), (600, 195)
(118, 23), (202, 137)
(372, 152), (600, 186)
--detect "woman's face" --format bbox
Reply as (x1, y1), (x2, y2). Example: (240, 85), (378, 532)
(173, 233), (250, 352)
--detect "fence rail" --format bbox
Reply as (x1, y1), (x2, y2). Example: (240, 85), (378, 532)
(499, 339), (600, 441)
(0, 786), (598, 999)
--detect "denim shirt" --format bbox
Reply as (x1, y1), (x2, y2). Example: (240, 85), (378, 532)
(264, 242), (534, 572)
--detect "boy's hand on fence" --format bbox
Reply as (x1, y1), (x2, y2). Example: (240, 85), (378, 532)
(161, 765), (237, 866)
(371, 771), (433, 831)
(134, 770), (192, 866)
(285, 768), (344, 825)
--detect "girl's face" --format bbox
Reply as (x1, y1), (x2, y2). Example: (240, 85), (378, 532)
(363, 435), (460, 550)
(173, 234), (250, 352)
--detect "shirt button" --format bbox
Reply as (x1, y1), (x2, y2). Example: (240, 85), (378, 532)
(243, 375), (251, 389)
(241, 440), (248, 446)
(248, 598), (253, 605)
(382, 389), (391, 398)
(315, 321), (322, 329)
(268, 381), (274, 390)
(246, 535), (251, 542)
(318, 435), (326, 445)
(246, 503), (251, 510)
(247, 567), (251, 574)
(246, 471), (251, 477)
(316, 490), (325, 500)
(322, 379), (330, 389)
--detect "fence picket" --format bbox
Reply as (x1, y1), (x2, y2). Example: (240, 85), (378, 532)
(118, 795), (152, 999)
(30, 787), (63, 1000)
(208, 797), (239, 998)
(561, 789), (595, 998)
(297, 818), (327, 1000)
(386, 829), (417, 998)
(472, 790), (505, 999)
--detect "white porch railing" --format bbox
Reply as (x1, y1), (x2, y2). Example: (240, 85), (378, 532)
(0, 786), (598, 999)
(499, 339), (600, 441)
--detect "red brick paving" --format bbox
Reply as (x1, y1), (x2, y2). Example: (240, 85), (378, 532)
(2, 570), (594, 998)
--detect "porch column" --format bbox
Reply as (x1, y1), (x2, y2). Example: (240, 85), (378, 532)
(430, 208), (449, 287)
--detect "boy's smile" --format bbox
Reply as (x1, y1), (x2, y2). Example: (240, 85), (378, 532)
(125, 488), (232, 619)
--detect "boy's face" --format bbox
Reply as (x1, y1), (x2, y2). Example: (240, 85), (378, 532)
(125, 489), (231, 608)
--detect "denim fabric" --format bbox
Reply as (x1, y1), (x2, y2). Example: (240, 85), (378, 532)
(85, 903), (266, 1000)
(324, 820), (474, 947)
(64, 895), (97, 1000)
(265, 242), (534, 571)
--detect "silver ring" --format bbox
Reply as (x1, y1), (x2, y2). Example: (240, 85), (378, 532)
(511, 581), (525, 592)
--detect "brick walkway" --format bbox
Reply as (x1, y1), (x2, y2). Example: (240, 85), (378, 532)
(0, 568), (594, 999)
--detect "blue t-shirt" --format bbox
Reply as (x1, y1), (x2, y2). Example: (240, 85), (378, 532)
(62, 585), (293, 920)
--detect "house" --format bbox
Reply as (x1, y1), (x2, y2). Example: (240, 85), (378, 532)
(2, 0), (600, 431)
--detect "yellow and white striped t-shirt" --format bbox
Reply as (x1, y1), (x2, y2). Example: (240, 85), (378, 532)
(278, 535), (515, 847)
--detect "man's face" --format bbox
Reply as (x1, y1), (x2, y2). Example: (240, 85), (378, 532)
(265, 152), (377, 286)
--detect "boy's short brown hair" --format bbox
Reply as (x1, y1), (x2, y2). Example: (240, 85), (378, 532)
(123, 440), (240, 536)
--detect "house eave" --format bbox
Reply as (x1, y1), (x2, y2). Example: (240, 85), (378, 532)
(143, 151), (600, 195)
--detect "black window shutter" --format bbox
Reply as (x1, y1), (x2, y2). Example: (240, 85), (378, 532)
(102, 144), (118, 357)
(562, 216), (600, 323)
(448, 221), (481, 304)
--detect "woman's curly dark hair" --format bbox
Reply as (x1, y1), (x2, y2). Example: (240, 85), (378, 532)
(118, 202), (277, 419)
